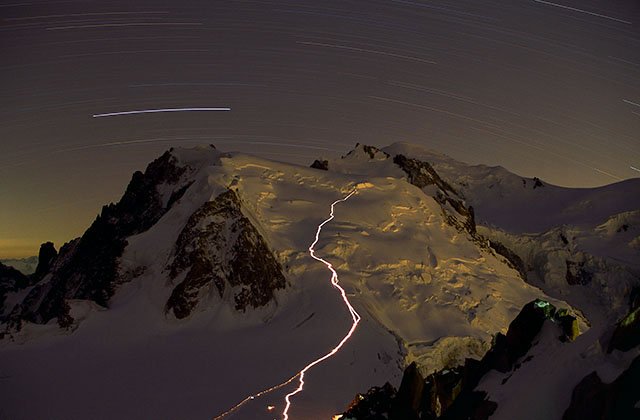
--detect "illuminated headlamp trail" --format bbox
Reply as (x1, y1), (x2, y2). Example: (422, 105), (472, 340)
(282, 189), (360, 420)
(213, 189), (360, 420)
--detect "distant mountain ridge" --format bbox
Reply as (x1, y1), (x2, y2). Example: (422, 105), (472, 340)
(0, 256), (38, 275)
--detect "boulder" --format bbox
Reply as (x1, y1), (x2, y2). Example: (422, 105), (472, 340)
(310, 159), (329, 170)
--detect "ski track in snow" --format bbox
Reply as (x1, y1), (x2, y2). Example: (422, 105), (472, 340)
(213, 189), (361, 420)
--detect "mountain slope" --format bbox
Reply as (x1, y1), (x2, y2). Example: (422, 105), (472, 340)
(2, 142), (627, 420)
(337, 142), (640, 420)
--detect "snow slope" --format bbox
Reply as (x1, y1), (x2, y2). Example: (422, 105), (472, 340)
(378, 142), (640, 420)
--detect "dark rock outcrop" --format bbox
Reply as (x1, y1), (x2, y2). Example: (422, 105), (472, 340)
(393, 154), (477, 237)
(629, 287), (640, 311)
(362, 144), (390, 159)
(616, 224), (629, 233)
(484, 299), (577, 372)
(608, 306), (640, 353)
(5, 149), (197, 331)
(343, 382), (397, 420)
(565, 260), (593, 285)
(563, 355), (640, 420)
(166, 189), (286, 318)
(533, 177), (544, 189)
(341, 299), (577, 419)
(310, 159), (329, 170)
(33, 242), (57, 281)
(489, 240), (527, 280)
(341, 361), (496, 420)
(0, 263), (30, 315)
(394, 361), (425, 419)
(393, 154), (457, 194)
(342, 143), (390, 160)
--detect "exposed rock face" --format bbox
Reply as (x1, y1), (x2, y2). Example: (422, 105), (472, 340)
(608, 305), (640, 352)
(0, 263), (30, 316)
(565, 260), (593, 285)
(393, 154), (456, 193)
(341, 299), (577, 419)
(484, 299), (578, 372)
(33, 242), (57, 281)
(5, 150), (196, 330)
(479, 223), (639, 326)
(393, 154), (477, 237)
(394, 361), (425, 419)
(342, 143), (390, 160)
(563, 355), (640, 420)
(166, 189), (286, 318)
(310, 159), (329, 170)
(361, 144), (390, 159)
(532, 177), (544, 189)
(340, 361), (496, 420)
(343, 382), (397, 420)
(489, 239), (527, 280)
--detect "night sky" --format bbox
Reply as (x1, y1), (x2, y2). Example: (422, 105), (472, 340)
(2, 0), (640, 258)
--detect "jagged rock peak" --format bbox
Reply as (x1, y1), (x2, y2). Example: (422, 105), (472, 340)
(310, 159), (329, 170)
(4, 147), (205, 331)
(340, 360), (497, 420)
(392, 154), (478, 237)
(166, 188), (286, 318)
(0, 263), (30, 317)
(392, 154), (457, 196)
(33, 242), (57, 280)
(343, 143), (391, 160)
(483, 299), (578, 374)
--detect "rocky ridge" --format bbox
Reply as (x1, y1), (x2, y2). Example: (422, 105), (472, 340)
(166, 189), (286, 318)
(3, 148), (207, 332)
(340, 299), (578, 419)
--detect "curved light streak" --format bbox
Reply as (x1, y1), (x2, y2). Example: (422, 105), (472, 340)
(212, 373), (299, 420)
(92, 107), (231, 118)
(282, 189), (361, 420)
(212, 189), (360, 420)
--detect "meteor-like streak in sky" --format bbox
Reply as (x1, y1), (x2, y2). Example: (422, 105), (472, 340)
(623, 99), (640, 109)
(92, 107), (231, 118)
(282, 189), (361, 420)
(212, 190), (360, 420)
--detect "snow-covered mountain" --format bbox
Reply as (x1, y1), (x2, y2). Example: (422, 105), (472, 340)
(337, 143), (640, 420)
(0, 143), (637, 420)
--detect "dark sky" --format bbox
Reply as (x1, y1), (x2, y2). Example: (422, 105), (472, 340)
(2, 0), (640, 258)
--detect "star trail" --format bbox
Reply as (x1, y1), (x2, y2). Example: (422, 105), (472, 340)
(1, 0), (639, 258)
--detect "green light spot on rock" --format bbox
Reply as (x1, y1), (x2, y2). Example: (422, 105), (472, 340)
(534, 300), (550, 309)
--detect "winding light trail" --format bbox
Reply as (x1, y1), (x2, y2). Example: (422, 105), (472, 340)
(282, 189), (361, 420)
(212, 374), (300, 420)
(92, 107), (231, 118)
(212, 189), (360, 420)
